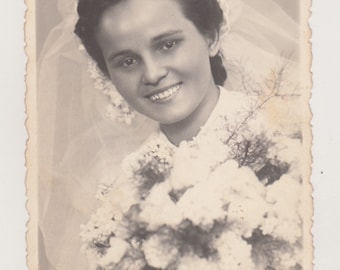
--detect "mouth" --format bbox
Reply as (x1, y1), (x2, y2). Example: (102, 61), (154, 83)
(146, 83), (182, 102)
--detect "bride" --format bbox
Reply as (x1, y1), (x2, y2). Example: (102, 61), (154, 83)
(36, 0), (311, 269)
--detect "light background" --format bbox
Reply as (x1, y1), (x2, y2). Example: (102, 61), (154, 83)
(0, 0), (339, 269)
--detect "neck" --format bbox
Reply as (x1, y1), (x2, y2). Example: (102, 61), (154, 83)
(160, 85), (220, 146)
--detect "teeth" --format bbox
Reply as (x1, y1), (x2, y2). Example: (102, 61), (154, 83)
(149, 85), (180, 101)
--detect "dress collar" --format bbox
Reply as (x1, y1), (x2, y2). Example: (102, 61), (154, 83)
(157, 86), (243, 149)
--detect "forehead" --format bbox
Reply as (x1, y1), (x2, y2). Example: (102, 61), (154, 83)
(96, 0), (192, 42)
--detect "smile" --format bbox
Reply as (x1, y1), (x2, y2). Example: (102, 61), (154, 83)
(148, 84), (181, 102)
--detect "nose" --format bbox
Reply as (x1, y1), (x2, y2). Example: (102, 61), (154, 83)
(142, 56), (167, 85)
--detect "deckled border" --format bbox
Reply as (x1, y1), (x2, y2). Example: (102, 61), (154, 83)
(24, 0), (314, 269)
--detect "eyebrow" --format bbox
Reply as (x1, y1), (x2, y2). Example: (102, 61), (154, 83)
(151, 30), (183, 43)
(107, 30), (183, 62)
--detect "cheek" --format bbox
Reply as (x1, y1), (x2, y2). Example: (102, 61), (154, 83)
(176, 42), (211, 80)
(109, 72), (140, 100)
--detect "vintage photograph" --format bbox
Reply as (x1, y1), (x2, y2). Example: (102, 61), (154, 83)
(26, 0), (313, 269)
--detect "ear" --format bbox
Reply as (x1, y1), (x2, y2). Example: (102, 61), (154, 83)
(207, 31), (221, 57)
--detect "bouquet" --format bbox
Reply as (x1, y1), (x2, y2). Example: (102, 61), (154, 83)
(80, 87), (304, 269)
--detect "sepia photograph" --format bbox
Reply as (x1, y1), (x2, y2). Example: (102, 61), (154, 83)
(26, 0), (313, 269)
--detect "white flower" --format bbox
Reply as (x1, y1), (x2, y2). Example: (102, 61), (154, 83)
(122, 151), (142, 179)
(105, 178), (139, 216)
(80, 203), (116, 244)
(87, 58), (135, 124)
(98, 238), (129, 267)
(143, 233), (179, 269)
(170, 136), (229, 191)
(208, 161), (267, 236)
(139, 182), (183, 229)
(214, 231), (255, 270)
(176, 178), (227, 228)
(106, 104), (119, 121)
(261, 175), (302, 243)
(170, 142), (211, 190)
(192, 132), (231, 167)
(122, 132), (174, 181)
(227, 197), (268, 238)
(211, 160), (266, 200)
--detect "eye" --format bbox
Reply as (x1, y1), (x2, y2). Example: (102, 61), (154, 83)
(121, 57), (137, 68)
(160, 40), (177, 51)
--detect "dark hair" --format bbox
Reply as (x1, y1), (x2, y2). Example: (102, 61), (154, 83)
(75, 0), (227, 85)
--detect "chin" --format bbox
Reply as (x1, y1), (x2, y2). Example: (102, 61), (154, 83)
(156, 113), (190, 126)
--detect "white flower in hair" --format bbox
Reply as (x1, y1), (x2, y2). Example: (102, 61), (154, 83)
(79, 44), (135, 125)
(87, 59), (136, 124)
(217, 0), (231, 34)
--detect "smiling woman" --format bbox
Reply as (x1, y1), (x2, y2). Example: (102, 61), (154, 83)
(32, 0), (312, 269)
(76, 0), (224, 145)
(95, 0), (219, 131)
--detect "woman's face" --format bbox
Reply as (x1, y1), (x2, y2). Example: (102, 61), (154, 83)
(96, 0), (220, 124)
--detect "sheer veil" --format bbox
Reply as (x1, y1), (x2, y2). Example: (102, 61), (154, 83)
(37, 1), (302, 269)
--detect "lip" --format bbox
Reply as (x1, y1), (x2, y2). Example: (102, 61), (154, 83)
(144, 82), (182, 98)
(144, 82), (182, 102)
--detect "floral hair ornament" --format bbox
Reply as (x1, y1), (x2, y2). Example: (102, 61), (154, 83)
(217, 0), (231, 36)
(79, 45), (136, 125)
